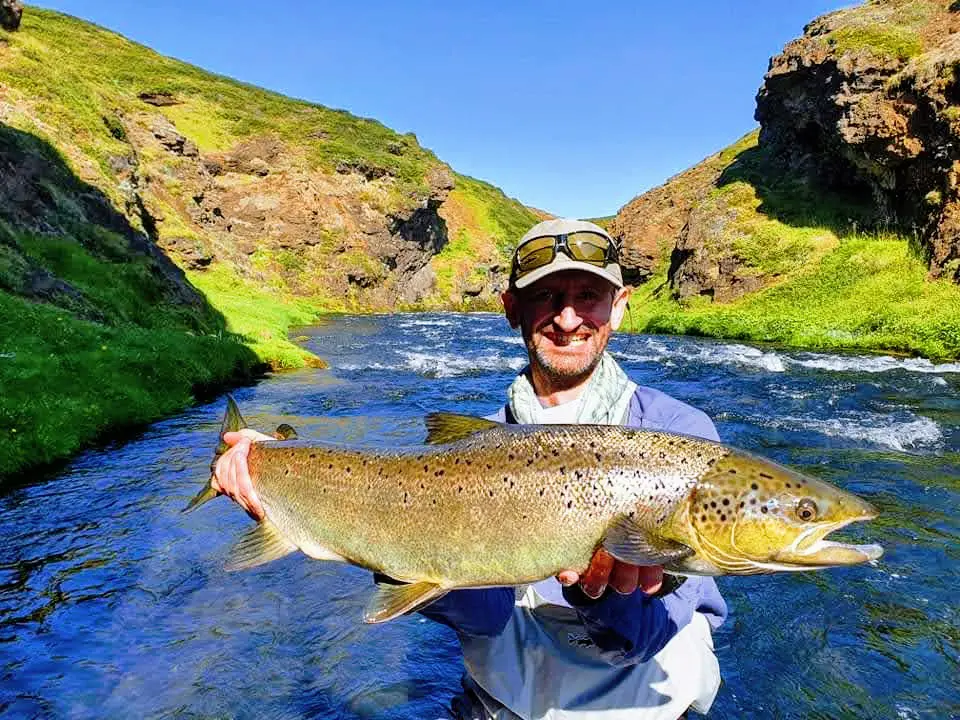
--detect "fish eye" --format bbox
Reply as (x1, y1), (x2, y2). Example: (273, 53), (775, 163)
(796, 498), (818, 522)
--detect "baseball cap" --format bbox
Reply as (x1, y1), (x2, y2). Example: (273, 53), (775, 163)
(509, 218), (624, 290)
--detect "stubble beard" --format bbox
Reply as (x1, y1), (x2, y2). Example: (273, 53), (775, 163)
(525, 333), (607, 391)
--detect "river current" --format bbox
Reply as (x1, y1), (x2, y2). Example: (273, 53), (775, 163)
(1, 313), (958, 719)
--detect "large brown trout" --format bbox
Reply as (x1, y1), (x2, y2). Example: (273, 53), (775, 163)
(186, 397), (882, 623)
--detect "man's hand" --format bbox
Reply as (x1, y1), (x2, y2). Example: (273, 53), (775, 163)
(211, 429), (272, 521)
(558, 548), (664, 599)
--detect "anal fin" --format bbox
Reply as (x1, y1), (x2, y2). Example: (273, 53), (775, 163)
(363, 580), (448, 623)
(602, 515), (693, 566)
(226, 519), (297, 571)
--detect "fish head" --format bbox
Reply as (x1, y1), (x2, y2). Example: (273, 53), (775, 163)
(686, 452), (883, 573)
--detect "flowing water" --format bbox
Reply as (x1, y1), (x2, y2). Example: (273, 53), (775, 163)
(1, 313), (958, 719)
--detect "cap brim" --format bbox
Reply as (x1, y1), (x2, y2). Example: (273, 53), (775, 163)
(513, 252), (623, 290)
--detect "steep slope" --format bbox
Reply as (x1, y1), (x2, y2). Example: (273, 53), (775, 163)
(612, 0), (960, 359)
(0, 8), (538, 478)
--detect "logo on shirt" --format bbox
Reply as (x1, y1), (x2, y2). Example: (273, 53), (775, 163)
(567, 631), (596, 649)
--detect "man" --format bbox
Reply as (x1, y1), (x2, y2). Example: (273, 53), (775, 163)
(213, 218), (727, 719)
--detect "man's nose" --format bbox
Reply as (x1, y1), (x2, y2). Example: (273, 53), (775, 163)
(554, 303), (582, 330)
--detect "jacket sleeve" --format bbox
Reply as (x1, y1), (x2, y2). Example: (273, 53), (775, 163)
(418, 588), (516, 638)
(563, 576), (727, 665)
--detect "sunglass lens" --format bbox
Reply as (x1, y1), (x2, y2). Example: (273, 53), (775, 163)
(567, 233), (611, 265)
(517, 236), (557, 272)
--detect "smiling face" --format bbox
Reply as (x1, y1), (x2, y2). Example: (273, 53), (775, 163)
(502, 270), (631, 394)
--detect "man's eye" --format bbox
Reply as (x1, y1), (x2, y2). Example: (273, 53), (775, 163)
(578, 291), (600, 303)
(531, 290), (553, 303)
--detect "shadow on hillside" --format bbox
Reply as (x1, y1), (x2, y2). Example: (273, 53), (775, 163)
(715, 143), (883, 239)
(0, 122), (262, 384)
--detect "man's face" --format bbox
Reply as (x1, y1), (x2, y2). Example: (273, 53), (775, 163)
(502, 271), (631, 386)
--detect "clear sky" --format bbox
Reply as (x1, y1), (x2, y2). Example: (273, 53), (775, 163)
(35, 1), (846, 218)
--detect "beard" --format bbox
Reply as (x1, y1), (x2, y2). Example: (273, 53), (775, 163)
(525, 333), (605, 389)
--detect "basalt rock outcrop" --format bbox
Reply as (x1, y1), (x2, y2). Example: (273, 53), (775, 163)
(0, 0), (22, 31)
(613, 0), (960, 300)
(756, 0), (960, 281)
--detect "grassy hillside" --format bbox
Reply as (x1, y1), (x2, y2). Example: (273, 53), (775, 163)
(621, 133), (960, 360)
(0, 8), (538, 479)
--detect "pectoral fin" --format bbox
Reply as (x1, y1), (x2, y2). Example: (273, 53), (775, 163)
(424, 413), (499, 445)
(363, 580), (448, 623)
(226, 519), (297, 571)
(602, 515), (693, 566)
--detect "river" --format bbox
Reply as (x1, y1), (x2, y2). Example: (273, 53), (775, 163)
(1, 313), (958, 719)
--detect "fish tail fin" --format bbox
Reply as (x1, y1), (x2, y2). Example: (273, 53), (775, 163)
(183, 395), (249, 513)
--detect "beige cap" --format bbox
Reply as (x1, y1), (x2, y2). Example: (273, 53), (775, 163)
(510, 218), (623, 289)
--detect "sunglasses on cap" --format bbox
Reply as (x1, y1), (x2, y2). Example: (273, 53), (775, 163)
(513, 232), (620, 279)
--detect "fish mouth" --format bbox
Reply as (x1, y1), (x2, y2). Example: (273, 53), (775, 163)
(773, 503), (883, 567)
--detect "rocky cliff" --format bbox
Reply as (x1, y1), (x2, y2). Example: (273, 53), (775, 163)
(613, 0), (960, 301)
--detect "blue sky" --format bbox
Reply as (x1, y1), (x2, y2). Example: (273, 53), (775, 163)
(37, 1), (846, 218)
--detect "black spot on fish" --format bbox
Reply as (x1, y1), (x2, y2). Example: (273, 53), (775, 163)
(420, 483), (425, 489)
(432, 499), (437, 506)
(328, 463), (334, 470)
(458, 486), (463, 494)
(423, 464), (429, 472)
(739, 501), (745, 508)
(436, 469), (445, 477)
(720, 513), (727, 521)
(465, 460), (472, 467)
(488, 490), (494, 498)
(595, 452), (602, 462)
(345, 467), (351, 474)
(454, 458), (460, 465)
(722, 498), (730, 506)
(503, 476), (509, 484)
(510, 480), (515, 489)
(508, 453), (515, 461)
(761, 506), (768, 514)
(539, 488), (545, 497)
(784, 482), (791, 488)
(750, 498), (757, 505)
(589, 441), (597, 449)
(701, 514), (707, 522)
(629, 511), (636, 519)
(659, 451), (667, 459)
(310, 454), (317, 459)
(728, 469), (737, 475)
(710, 501), (717, 508)
(559, 466), (566, 474)
(759, 472), (773, 479)
(486, 463), (493, 470)
(668, 439), (675, 446)
(751, 483), (759, 490)
(706, 457), (716, 466)
(567, 500), (573, 509)
(403, 492), (408, 503)
(552, 448), (560, 457)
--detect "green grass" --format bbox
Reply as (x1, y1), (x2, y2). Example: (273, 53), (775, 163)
(0, 289), (258, 477)
(453, 174), (541, 256)
(625, 234), (960, 360)
(828, 26), (924, 61)
(187, 264), (325, 369)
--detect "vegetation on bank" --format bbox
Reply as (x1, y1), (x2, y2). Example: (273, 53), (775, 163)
(620, 130), (960, 360)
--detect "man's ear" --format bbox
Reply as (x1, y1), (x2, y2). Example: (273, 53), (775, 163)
(609, 286), (632, 331)
(501, 288), (521, 329)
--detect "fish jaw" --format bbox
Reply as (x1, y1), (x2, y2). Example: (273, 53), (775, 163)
(772, 503), (883, 568)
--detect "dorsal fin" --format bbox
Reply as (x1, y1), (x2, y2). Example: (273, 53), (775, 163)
(424, 413), (500, 445)
(273, 423), (298, 440)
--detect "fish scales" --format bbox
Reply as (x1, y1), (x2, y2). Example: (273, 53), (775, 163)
(187, 399), (882, 622)
(246, 424), (729, 586)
